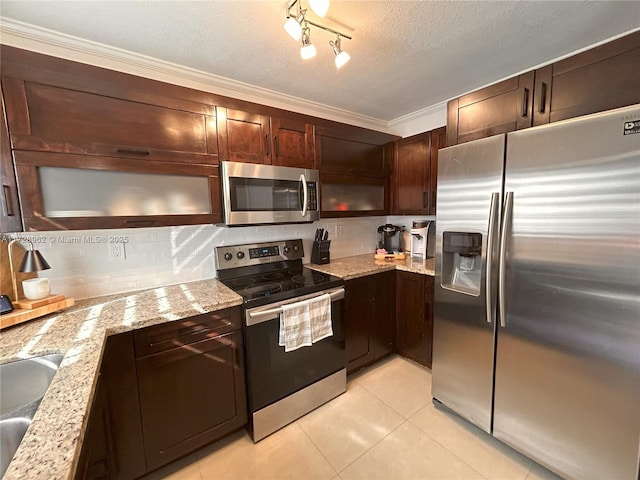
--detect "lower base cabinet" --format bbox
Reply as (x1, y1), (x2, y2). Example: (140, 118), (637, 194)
(396, 271), (434, 368)
(75, 332), (146, 480)
(345, 271), (396, 373)
(75, 306), (247, 480)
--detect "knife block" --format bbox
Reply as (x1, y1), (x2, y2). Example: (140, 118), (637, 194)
(311, 240), (331, 265)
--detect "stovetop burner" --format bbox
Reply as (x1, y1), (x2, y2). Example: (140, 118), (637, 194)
(230, 277), (257, 287)
(245, 283), (282, 298)
(261, 272), (285, 281)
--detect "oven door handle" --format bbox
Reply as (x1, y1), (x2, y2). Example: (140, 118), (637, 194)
(246, 287), (345, 326)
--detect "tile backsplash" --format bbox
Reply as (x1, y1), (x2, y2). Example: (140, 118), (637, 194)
(4, 216), (399, 299)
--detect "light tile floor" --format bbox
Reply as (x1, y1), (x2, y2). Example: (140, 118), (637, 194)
(143, 355), (563, 480)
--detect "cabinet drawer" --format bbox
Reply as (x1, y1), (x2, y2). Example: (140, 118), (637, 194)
(134, 306), (241, 358)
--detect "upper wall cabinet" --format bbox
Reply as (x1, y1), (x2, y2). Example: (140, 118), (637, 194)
(533, 30), (640, 126)
(447, 30), (640, 146)
(270, 117), (315, 169)
(1, 66), (220, 166)
(1, 85), (22, 233)
(391, 126), (445, 216)
(217, 109), (315, 168)
(316, 124), (396, 218)
(447, 71), (534, 147)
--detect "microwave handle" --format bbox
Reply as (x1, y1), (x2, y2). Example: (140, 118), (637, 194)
(299, 174), (308, 217)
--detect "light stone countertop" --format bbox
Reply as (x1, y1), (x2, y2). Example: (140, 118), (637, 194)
(0, 279), (242, 480)
(307, 253), (435, 280)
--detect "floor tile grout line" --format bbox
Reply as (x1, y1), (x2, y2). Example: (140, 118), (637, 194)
(336, 417), (410, 476)
(354, 380), (426, 420)
(405, 413), (501, 480)
(295, 419), (340, 478)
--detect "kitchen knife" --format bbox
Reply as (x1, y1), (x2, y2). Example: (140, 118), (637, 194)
(322, 230), (328, 241)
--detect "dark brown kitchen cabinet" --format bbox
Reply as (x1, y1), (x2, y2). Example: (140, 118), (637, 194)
(316, 131), (389, 177)
(134, 307), (247, 471)
(393, 132), (431, 215)
(391, 126), (445, 216)
(396, 271), (434, 368)
(1, 72), (220, 166)
(270, 117), (315, 169)
(345, 271), (396, 373)
(1, 86), (22, 233)
(447, 71), (534, 147)
(13, 150), (221, 231)
(217, 108), (271, 164)
(447, 31), (640, 146)
(533, 30), (640, 127)
(217, 109), (315, 168)
(429, 126), (446, 216)
(75, 332), (146, 480)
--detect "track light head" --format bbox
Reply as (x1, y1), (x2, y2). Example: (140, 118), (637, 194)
(330, 35), (350, 69)
(308, 0), (329, 17)
(300, 25), (317, 60)
(284, 16), (303, 41)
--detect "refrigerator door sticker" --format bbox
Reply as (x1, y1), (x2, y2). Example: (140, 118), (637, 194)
(623, 120), (640, 135)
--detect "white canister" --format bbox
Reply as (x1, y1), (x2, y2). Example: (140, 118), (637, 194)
(22, 278), (51, 300)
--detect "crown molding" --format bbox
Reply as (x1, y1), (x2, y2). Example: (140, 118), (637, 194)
(0, 18), (390, 132)
(387, 101), (447, 138)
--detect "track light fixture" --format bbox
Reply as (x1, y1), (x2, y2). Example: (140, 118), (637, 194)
(329, 35), (350, 69)
(284, 0), (351, 68)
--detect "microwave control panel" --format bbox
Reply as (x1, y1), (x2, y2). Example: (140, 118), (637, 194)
(307, 182), (318, 211)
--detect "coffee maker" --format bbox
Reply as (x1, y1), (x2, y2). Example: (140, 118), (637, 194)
(377, 224), (404, 252)
(410, 220), (436, 258)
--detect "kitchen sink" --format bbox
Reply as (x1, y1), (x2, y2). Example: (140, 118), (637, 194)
(0, 354), (64, 416)
(0, 418), (31, 478)
(0, 354), (64, 478)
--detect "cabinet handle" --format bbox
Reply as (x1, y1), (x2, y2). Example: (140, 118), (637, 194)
(423, 192), (428, 208)
(265, 135), (270, 157)
(116, 148), (150, 156)
(538, 82), (547, 114)
(177, 325), (212, 338)
(3, 185), (15, 216)
(124, 219), (155, 227)
(521, 88), (529, 117)
(274, 136), (280, 157)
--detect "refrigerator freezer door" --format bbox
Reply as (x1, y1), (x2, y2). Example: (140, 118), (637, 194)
(494, 105), (640, 480)
(432, 134), (505, 432)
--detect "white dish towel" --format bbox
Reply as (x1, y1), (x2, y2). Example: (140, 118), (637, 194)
(279, 293), (332, 352)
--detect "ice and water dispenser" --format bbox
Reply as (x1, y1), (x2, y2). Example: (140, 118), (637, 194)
(441, 232), (482, 296)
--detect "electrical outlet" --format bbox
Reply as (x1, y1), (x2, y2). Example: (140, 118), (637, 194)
(335, 224), (343, 237)
(109, 242), (126, 262)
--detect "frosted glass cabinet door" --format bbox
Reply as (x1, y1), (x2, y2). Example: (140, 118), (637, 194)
(320, 176), (388, 217)
(13, 150), (221, 230)
(39, 167), (211, 217)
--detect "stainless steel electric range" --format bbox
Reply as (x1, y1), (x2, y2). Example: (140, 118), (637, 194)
(216, 239), (346, 442)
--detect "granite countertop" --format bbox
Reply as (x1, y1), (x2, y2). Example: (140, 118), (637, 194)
(307, 253), (435, 280)
(0, 279), (242, 480)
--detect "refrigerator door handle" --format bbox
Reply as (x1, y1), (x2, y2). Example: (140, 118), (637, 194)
(485, 192), (500, 324)
(498, 191), (513, 327)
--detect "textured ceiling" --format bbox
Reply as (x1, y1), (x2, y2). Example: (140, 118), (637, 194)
(1, 1), (638, 122)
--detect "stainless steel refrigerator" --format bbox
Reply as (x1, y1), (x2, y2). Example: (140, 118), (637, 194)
(432, 104), (640, 480)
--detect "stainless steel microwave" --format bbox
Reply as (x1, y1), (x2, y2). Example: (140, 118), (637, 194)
(220, 161), (320, 226)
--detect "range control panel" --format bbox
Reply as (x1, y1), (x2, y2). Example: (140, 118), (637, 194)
(216, 239), (304, 270)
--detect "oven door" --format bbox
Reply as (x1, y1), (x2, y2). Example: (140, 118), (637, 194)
(221, 161), (320, 225)
(244, 287), (345, 413)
